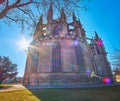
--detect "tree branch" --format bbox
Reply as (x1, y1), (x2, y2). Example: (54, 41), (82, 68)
(0, 0), (39, 19)
(17, 8), (34, 22)
(5, 15), (33, 27)
(6, 0), (9, 7)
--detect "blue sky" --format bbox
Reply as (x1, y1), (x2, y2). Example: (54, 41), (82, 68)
(0, 0), (120, 77)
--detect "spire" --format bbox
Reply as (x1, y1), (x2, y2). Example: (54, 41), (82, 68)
(72, 12), (78, 29)
(36, 15), (43, 31)
(47, 2), (53, 23)
(95, 31), (99, 39)
(33, 15), (43, 39)
(81, 28), (86, 37)
(73, 12), (76, 22)
(60, 8), (66, 22)
(39, 15), (43, 24)
(78, 19), (82, 28)
(94, 31), (104, 47)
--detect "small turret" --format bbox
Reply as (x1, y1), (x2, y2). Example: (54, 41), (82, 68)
(47, 2), (53, 23)
(94, 31), (106, 54)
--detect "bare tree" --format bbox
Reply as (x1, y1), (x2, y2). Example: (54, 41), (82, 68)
(111, 48), (120, 75)
(0, 0), (90, 34)
(111, 49), (120, 68)
(0, 0), (40, 32)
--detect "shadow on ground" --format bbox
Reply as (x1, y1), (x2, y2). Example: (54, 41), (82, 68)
(28, 85), (120, 101)
(0, 84), (120, 101)
(0, 86), (13, 90)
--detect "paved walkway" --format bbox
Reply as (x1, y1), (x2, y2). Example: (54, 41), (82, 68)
(0, 84), (26, 92)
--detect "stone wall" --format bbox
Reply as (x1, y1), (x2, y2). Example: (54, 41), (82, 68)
(23, 73), (97, 86)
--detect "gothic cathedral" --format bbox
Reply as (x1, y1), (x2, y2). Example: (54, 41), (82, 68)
(23, 3), (113, 87)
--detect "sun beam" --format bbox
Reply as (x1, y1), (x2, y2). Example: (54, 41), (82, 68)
(18, 36), (31, 50)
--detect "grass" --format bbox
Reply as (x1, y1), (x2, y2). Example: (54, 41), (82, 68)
(0, 84), (120, 101)
(0, 84), (41, 101)
(0, 90), (41, 101)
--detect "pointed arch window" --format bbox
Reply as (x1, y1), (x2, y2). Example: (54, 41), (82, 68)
(52, 42), (61, 72)
(75, 45), (84, 72)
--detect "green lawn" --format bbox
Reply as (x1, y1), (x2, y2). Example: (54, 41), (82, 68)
(0, 85), (120, 101)
(0, 84), (41, 101)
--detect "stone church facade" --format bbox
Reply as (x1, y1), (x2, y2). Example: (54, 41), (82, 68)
(23, 4), (113, 87)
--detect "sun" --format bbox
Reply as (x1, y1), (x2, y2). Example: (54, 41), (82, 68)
(18, 36), (31, 50)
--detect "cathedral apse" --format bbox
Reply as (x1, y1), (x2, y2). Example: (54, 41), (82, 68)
(23, 4), (113, 87)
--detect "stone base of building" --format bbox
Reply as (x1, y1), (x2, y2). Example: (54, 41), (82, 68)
(24, 83), (116, 89)
(23, 72), (104, 88)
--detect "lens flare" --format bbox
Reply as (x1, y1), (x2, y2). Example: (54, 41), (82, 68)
(74, 39), (79, 46)
(86, 68), (91, 75)
(103, 77), (111, 84)
(97, 39), (103, 46)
